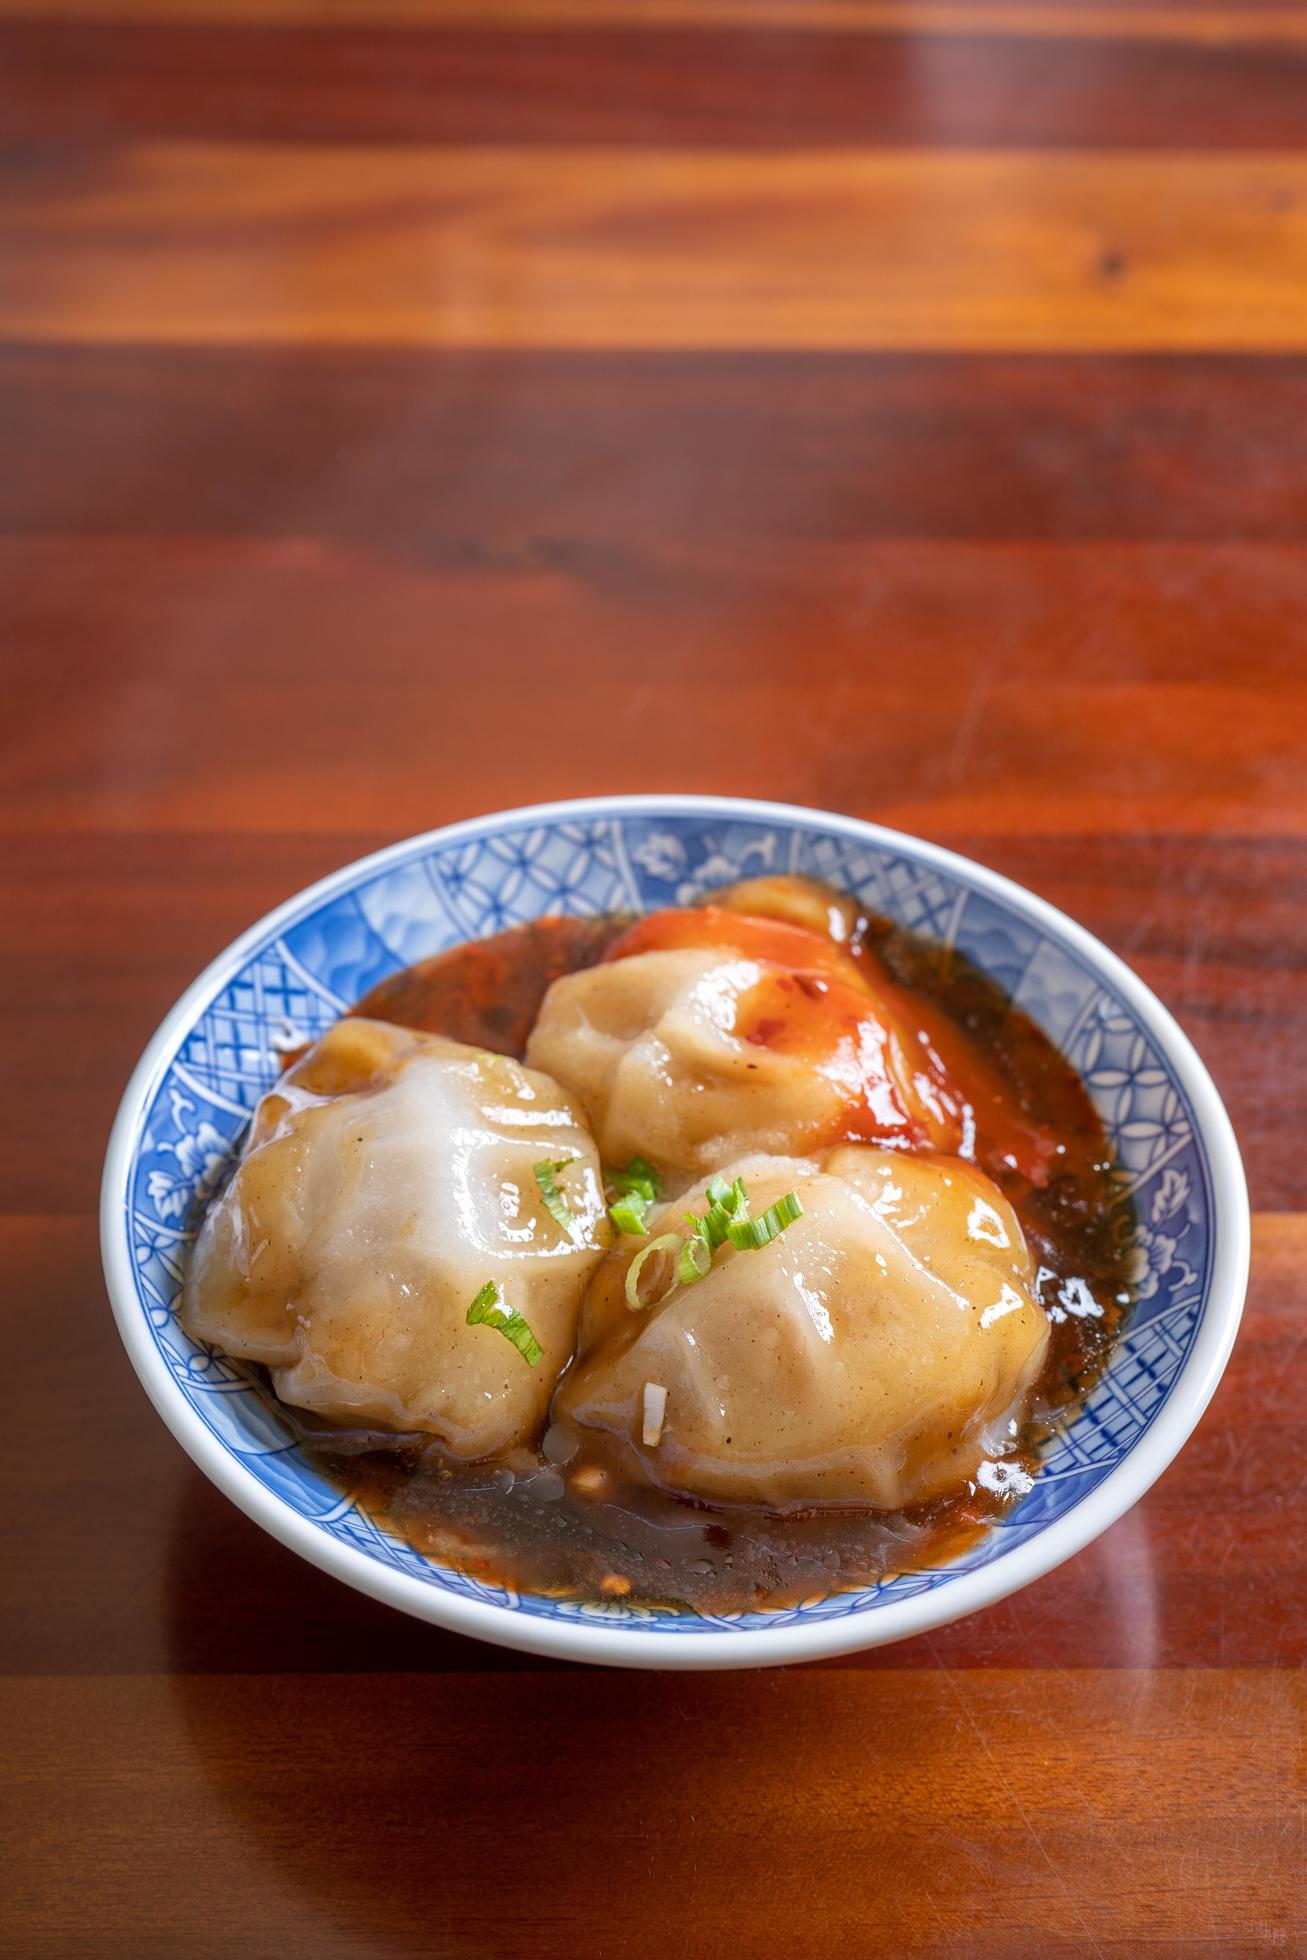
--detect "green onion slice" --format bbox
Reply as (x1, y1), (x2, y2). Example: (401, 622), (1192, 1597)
(625, 1233), (682, 1312)
(532, 1160), (576, 1223)
(726, 1191), (804, 1250)
(465, 1282), (544, 1367)
(533, 1158), (574, 1230)
(605, 1155), (661, 1205)
(609, 1193), (651, 1237)
(686, 1172), (750, 1251)
(689, 1201), (733, 1249)
(622, 1182), (801, 1310)
(677, 1235), (712, 1286)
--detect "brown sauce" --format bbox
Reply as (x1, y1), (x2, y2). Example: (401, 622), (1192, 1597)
(278, 908), (1135, 1617)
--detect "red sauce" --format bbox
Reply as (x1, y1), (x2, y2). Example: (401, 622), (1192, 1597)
(604, 904), (872, 989)
(605, 902), (1064, 1185)
(264, 899), (1135, 1618)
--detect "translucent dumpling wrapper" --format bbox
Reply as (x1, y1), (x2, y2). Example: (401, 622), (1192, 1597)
(524, 917), (923, 1181)
(526, 903), (1058, 1183)
(554, 1146), (1050, 1511)
(181, 1016), (609, 1457)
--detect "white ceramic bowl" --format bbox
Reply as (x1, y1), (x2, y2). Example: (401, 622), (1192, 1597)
(102, 795), (1249, 1668)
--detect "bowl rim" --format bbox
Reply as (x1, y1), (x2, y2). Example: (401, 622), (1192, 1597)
(101, 793), (1250, 1670)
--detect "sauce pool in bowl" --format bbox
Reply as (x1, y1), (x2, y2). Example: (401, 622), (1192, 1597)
(252, 903), (1137, 1617)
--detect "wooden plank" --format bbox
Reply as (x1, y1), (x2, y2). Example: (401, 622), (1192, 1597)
(5, 346), (1307, 543)
(6, 19), (1307, 147)
(8, 0), (1307, 50)
(4, 535), (1307, 844)
(4, 1670), (1302, 1954)
(2, 1213), (1300, 1677)
(7, 145), (1307, 349)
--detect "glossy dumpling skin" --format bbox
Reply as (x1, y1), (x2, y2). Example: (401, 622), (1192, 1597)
(554, 1147), (1049, 1511)
(527, 948), (868, 1177)
(181, 1016), (608, 1457)
(525, 912), (945, 1180)
(527, 903), (1061, 1185)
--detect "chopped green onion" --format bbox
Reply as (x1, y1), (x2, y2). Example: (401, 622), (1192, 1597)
(622, 1176), (801, 1311)
(625, 1233), (682, 1312)
(689, 1201), (733, 1249)
(685, 1171), (750, 1251)
(678, 1235), (712, 1286)
(606, 1154), (661, 1205)
(726, 1191), (804, 1250)
(609, 1193), (651, 1236)
(606, 1155), (661, 1236)
(533, 1158), (574, 1230)
(465, 1282), (544, 1367)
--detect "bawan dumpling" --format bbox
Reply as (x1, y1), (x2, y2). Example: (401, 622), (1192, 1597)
(524, 906), (955, 1180)
(527, 946), (872, 1177)
(554, 1146), (1050, 1511)
(526, 903), (1059, 1184)
(181, 1016), (608, 1457)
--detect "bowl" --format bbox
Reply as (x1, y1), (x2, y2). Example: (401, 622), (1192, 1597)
(102, 795), (1249, 1668)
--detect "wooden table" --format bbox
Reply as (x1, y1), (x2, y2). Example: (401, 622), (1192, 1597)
(4, 2), (1305, 1952)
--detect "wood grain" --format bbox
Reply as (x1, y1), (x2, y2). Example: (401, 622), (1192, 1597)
(4, 1670), (1303, 1957)
(6, 19), (1307, 147)
(7, 145), (1307, 349)
(9, 0), (1307, 47)
(5, 536), (1306, 844)
(6, 347), (1307, 541)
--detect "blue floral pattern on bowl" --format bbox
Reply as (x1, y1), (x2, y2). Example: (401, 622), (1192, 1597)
(121, 806), (1212, 1635)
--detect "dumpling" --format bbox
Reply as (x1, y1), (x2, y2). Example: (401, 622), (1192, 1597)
(182, 1016), (608, 1457)
(525, 905), (963, 1180)
(553, 1146), (1049, 1510)
(526, 902), (1060, 1184)
(713, 872), (863, 946)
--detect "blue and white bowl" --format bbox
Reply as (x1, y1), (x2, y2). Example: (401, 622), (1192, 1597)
(101, 796), (1249, 1668)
